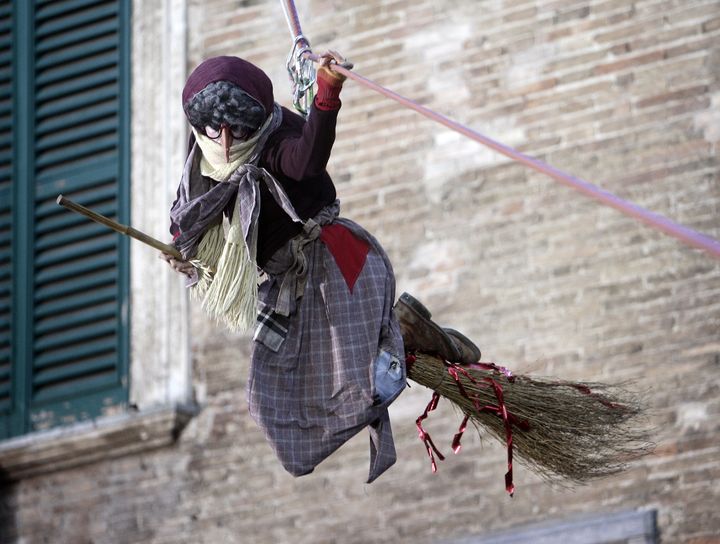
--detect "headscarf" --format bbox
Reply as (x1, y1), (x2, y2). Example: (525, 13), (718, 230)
(182, 55), (274, 115)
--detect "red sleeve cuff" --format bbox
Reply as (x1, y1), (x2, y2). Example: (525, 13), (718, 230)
(314, 69), (343, 111)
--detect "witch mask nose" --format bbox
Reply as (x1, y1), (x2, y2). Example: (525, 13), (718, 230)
(220, 125), (232, 163)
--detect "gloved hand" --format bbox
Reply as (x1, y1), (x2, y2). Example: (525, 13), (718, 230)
(159, 251), (195, 278)
(317, 50), (353, 85)
(315, 50), (353, 111)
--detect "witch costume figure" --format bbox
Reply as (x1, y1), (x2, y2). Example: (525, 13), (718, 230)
(163, 52), (416, 483)
(162, 51), (650, 492)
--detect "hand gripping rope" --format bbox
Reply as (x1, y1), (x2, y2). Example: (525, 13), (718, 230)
(279, 0), (720, 260)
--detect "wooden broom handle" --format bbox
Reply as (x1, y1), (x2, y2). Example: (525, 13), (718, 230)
(56, 194), (183, 260)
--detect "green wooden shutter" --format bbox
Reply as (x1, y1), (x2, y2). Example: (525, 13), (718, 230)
(2, 0), (130, 438)
(0, 0), (12, 438)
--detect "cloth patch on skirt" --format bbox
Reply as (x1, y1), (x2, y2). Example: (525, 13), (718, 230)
(320, 223), (370, 293)
(372, 349), (405, 407)
(254, 302), (290, 352)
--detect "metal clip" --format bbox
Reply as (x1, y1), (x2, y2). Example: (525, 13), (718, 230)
(286, 34), (316, 117)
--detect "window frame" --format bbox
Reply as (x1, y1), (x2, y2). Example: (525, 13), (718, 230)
(0, 0), (194, 476)
(4, 0), (133, 438)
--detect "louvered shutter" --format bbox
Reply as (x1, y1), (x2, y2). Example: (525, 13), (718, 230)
(0, 0), (12, 438)
(2, 0), (130, 438)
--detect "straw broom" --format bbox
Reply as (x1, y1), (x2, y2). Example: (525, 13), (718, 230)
(406, 352), (653, 493)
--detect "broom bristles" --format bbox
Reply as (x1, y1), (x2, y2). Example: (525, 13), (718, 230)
(408, 353), (653, 485)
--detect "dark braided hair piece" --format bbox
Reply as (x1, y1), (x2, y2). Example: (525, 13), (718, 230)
(183, 81), (267, 141)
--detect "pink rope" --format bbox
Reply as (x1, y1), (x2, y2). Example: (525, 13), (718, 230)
(281, 1), (720, 259)
(280, 0), (304, 39)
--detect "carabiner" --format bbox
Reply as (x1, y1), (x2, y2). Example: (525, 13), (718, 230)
(286, 34), (316, 117)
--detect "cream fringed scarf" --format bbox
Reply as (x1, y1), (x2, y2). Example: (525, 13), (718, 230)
(187, 113), (274, 332)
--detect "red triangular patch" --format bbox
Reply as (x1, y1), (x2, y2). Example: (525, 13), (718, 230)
(320, 224), (370, 293)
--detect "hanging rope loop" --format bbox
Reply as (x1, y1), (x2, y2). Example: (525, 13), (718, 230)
(286, 34), (316, 117)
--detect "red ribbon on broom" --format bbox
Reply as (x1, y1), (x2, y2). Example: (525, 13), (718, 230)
(407, 355), (530, 497)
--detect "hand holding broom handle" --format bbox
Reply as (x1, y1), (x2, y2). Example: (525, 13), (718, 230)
(56, 194), (183, 260)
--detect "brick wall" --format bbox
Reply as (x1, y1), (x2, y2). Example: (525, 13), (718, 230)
(2, 0), (719, 542)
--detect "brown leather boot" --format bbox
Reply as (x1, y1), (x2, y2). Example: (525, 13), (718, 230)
(393, 292), (481, 364)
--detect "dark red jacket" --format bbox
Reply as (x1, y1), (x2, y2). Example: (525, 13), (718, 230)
(255, 104), (338, 266)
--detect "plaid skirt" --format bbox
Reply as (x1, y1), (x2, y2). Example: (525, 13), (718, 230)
(247, 213), (405, 483)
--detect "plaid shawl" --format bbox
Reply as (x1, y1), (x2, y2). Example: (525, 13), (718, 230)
(169, 104), (284, 267)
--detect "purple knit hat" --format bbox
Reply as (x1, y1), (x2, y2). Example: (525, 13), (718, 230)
(182, 56), (274, 115)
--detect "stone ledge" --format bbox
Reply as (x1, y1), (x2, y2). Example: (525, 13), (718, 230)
(0, 404), (199, 482)
(443, 509), (658, 544)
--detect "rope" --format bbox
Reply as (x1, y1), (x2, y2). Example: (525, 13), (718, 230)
(280, 0), (304, 41)
(278, 0), (720, 260)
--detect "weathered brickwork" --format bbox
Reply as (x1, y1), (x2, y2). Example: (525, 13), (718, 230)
(2, 0), (719, 542)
